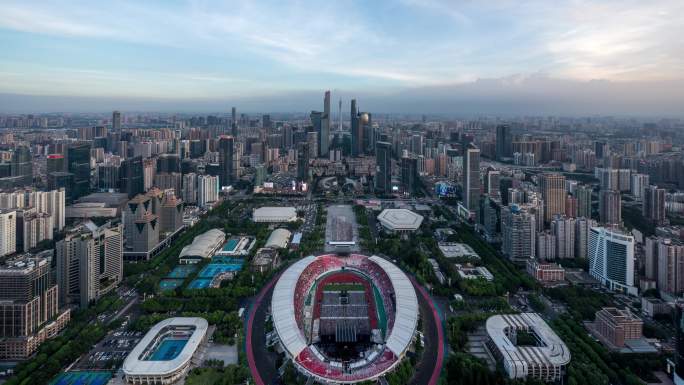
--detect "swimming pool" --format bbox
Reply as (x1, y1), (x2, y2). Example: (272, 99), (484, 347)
(148, 338), (188, 361)
(222, 239), (239, 252)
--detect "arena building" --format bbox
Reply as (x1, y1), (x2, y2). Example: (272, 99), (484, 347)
(178, 229), (225, 264)
(252, 206), (298, 223)
(376, 209), (423, 233)
(485, 313), (570, 381)
(122, 317), (208, 384)
(271, 254), (418, 384)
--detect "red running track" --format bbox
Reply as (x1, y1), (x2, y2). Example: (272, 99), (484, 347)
(410, 275), (445, 385)
(246, 271), (282, 385)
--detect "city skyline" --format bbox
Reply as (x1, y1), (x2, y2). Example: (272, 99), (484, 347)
(1, 0), (683, 115)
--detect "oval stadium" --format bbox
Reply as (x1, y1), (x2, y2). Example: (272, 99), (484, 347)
(271, 253), (419, 383)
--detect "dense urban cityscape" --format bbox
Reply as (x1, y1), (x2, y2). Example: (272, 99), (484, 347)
(1, 1), (684, 385)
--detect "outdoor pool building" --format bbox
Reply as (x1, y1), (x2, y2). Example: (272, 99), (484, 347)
(122, 317), (208, 384)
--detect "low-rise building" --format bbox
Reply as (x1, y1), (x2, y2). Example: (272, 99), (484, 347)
(593, 307), (643, 348)
(252, 207), (298, 223)
(527, 260), (565, 283)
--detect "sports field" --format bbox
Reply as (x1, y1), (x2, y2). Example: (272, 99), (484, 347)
(323, 283), (365, 292)
(159, 279), (184, 290)
(50, 371), (112, 385)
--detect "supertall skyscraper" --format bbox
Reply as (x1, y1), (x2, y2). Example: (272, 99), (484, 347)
(540, 173), (566, 224)
(218, 135), (234, 187)
(495, 124), (512, 160)
(231, 107), (237, 137)
(320, 90), (331, 157)
(375, 141), (392, 193)
(463, 146), (481, 215)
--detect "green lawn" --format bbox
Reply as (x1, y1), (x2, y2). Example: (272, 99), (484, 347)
(323, 283), (365, 292)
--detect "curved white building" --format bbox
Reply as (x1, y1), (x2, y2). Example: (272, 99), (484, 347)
(123, 317), (208, 384)
(178, 229), (225, 263)
(485, 313), (570, 381)
(271, 254), (418, 384)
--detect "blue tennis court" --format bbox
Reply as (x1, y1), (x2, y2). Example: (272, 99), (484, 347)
(167, 265), (197, 278)
(188, 278), (212, 289)
(159, 279), (184, 290)
(198, 263), (243, 278)
(148, 338), (188, 361)
(50, 371), (112, 385)
(212, 256), (244, 264)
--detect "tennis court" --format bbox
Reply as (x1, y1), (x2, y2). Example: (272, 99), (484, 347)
(188, 278), (212, 289)
(50, 371), (112, 385)
(198, 263), (243, 279)
(159, 279), (184, 290)
(167, 265), (197, 278)
(148, 338), (189, 361)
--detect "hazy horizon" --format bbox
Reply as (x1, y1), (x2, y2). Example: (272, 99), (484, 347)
(1, 0), (683, 116)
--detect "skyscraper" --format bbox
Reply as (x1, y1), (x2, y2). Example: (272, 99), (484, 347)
(495, 124), (512, 161)
(643, 185), (666, 225)
(401, 157), (418, 195)
(231, 107), (237, 137)
(551, 215), (575, 259)
(320, 90), (331, 157)
(540, 173), (566, 224)
(575, 217), (597, 259)
(588, 227), (636, 295)
(375, 141), (392, 193)
(112, 110), (121, 131)
(599, 189), (622, 225)
(297, 142), (310, 182)
(310, 111), (322, 156)
(463, 146), (481, 215)
(67, 143), (91, 200)
(350, 99), (365, 157)
(0, 210), (16, 257)
(121, 156), (144, 198)
(630, 173), (649, 200)
(218, 136), (234, 187)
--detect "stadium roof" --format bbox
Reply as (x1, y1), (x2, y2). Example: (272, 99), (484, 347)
(179, 228), (225, 260)
(272, 254), (419, 361)
(369, 256), (418, 356)
(377, 209), (423, 231)
(265, 228), (292, 249)
(272, 255), (316, 357)
(122, 317), (208, 377)
(252, 206), (297, 222)
(486, 313), (570, 377)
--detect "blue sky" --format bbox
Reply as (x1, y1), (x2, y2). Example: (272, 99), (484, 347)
(0, 0), (683, 113)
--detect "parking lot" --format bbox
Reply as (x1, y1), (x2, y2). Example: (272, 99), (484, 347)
(74, 326), (142, 370)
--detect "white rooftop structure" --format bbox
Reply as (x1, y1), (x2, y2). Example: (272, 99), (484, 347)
(376, 209), (423, 232)
(123, 317), (208, 384)
(264, 228), (292, 249)
(253, 206), (298, 223)
(179, 228), (225, 263)
(486, 313), (570, 381)
(438, 242), (480, 259)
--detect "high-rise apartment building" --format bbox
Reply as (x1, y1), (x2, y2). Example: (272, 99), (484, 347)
(0, 210), (16, 257)
(643, 185), (666, 225)
(552, 215), (575, 259)
(575, 217), (597, 259)
(540, 173), (566, 224)
(501, 205), (536, 263)
(575, 185), (593, 218)
(630, 173), (649, 200)
(599, 189), (622, 225)
(197, 174), (219, 209)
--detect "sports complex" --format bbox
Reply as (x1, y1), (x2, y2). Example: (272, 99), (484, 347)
(267, 253), (422, 383)
(122, 317), (208, 384)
